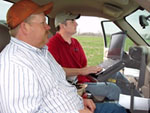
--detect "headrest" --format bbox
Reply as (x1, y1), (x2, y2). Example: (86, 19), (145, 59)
(0, 24), (10, 52)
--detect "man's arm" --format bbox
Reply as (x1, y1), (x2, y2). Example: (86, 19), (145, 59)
(63, 66), (102, 77)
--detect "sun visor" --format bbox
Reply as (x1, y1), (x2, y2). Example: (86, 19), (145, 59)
(102, 3), (123, 18)
(97, 0), (129, 5)
(111, 0), (129, 5)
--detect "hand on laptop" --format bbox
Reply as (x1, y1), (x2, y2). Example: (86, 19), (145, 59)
(80, 66), (102, 76)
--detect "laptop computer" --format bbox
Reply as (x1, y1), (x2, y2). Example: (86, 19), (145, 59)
(96, 31), (126, 75)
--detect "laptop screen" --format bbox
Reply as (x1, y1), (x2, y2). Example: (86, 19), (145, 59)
(107, 32), (126, 59)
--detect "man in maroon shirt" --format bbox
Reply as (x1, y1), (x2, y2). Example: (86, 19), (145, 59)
(47, 12), (122, 100)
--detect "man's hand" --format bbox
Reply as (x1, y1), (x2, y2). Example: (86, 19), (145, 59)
(80, 66), (102, 75)
(83, 99), (96, 113)
(79, 109), (92, 113)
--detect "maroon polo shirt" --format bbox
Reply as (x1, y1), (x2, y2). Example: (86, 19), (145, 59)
(47, 33), (91, 83)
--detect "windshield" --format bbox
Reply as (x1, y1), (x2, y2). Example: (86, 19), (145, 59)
(126, 9), (150, 45)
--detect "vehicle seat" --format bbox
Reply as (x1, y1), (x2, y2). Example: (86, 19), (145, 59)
(140, 46), (150, 98)
(128, 46), (150, 98)
(0, 24), (10, 52)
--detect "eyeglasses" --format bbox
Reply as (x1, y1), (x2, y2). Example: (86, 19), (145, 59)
(25, 20), (49, 27)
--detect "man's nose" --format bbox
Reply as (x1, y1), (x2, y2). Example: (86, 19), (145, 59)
(75, 21), (78, 26)
(45, 24), (51, 30)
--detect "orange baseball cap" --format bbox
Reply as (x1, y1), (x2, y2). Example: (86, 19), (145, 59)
(7, 0), (53, 29)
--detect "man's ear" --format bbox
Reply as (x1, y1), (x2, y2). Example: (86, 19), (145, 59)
(20, 22), (30, 34)
(59, 23), (66, 29)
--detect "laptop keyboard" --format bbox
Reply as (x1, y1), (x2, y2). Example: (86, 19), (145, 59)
(99, 58), (120, 70)
(92, 59), (121, 76)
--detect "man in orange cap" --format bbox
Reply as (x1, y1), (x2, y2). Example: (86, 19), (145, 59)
(0, 0), (127, 113)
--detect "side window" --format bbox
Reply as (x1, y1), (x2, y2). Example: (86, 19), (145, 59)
(0, 1), (13, 25)
(0, 1), (48, 25)
(102, 21), (121, 47)
(45, 16), (49, 24)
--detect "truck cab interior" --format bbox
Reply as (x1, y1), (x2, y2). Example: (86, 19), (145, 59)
(0, 0), (150, 112)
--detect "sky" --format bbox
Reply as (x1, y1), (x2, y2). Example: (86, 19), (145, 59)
(0, 0), (104, 34)
(76, 16), (105, 34)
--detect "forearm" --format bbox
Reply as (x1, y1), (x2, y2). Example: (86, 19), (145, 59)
(63, 67), (82, 77)
(63, 66), (102, 77)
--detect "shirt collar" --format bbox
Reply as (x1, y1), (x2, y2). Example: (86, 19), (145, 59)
(56, 33), (73, 45)
(11, 37), (48, 53)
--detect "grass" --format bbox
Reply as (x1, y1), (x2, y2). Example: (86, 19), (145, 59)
(74, 35), (104, 66)
(74, 35), (134, 66)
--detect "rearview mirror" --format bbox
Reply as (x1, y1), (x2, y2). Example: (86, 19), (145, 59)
(139, 15), (150, 28)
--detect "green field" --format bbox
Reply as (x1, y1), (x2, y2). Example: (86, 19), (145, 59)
(74, 35), (133, 66)
(74, 35), (104, 66)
